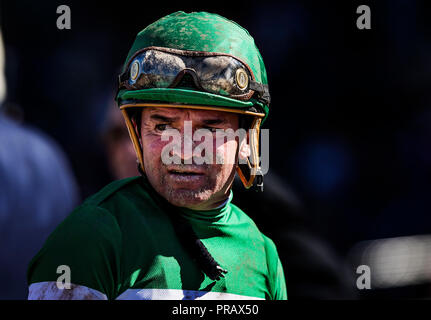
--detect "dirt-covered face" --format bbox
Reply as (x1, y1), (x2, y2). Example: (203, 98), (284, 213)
(136, 107), (249, 210)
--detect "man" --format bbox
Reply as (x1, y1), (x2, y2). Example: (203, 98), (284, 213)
(27, 11), (287, 300)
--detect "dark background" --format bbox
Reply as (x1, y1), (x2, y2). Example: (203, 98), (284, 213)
(2, 0), (431, 298)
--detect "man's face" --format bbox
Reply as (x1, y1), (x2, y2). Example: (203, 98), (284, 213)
(137, 107), (247, 210)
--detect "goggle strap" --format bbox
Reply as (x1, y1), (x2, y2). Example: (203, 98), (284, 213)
(249, 81), (271, 105)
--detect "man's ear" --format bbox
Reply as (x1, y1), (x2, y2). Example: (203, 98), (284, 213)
(238, 131), (251, 161)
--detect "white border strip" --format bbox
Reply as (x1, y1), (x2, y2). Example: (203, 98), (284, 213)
(28, 282), (108, 300)
(116, 288), (264, 300)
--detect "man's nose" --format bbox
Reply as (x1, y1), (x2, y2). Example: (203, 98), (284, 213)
(171, 122), (195, 164)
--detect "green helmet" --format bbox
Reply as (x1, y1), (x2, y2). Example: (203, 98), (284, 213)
(117, 11), (270, 189)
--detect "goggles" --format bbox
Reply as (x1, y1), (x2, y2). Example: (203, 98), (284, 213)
(118, 46), (270, 105)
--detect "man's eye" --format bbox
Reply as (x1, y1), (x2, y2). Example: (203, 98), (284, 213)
(155, 124), (169, 131)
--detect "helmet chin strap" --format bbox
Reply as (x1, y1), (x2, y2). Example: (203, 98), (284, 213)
(121, 108), (146, 174)
(236, 117), (264, 191)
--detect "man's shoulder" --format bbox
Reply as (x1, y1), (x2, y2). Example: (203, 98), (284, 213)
(228, 201), (255, 223)
(83, 176), (143, 206)
(260, 233), (280, 259)
(230, 201), (280, 252)
(27, 177), (159, 292)
(228, 201), (274, 244)
(53, 176), (155, 236)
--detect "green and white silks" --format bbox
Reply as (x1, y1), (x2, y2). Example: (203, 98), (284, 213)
(27, 177), (287, 300)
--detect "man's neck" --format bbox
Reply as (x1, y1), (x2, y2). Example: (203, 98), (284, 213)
(184, 190), (231, 211)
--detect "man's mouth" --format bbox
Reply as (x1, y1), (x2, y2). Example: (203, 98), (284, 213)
(169, 170), (204, 176)
(167, 167), (206, 183)
(167, 167), (206, 175)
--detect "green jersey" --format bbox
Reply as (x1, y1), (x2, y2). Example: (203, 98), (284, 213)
(27, 177), (287, 300)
